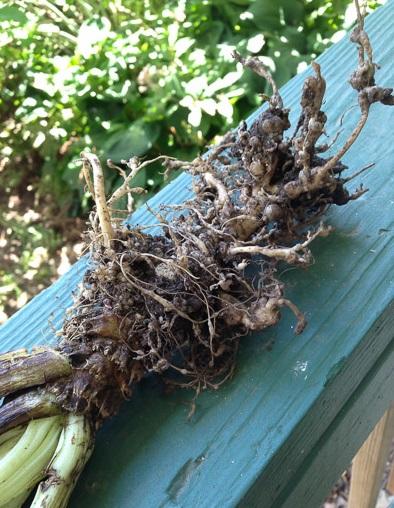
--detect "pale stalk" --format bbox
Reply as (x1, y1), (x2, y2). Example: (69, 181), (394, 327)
(81, 151), (114, 247)
(0, 425), (24, 448)
(0, 416), (63, 507)
(32, 414), (94, 508)
(5, 489), (34, 508)
(3, 424), (61, 502)
(0, 433), (23, 460)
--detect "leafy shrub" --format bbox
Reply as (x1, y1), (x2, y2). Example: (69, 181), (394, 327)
(1, 0), (365, 206)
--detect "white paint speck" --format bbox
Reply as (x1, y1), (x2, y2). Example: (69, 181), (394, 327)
(293, 360), (309, 377)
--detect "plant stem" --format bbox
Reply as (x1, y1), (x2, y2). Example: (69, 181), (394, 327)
(0, 392), (62, 434)
(0, 432), (23, 460)
(32, 414), (94, 508)
(0, 426), (24, 448)
(0, 416), (63, 507)
(0, 347), (71, 398)
(4, 489), (33, 508)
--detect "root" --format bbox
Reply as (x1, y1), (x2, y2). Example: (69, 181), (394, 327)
(281, 0), (393, 201)
(319, 104), (369, 175)
(81, 152), (114, 247)
(108, 155), (174, 207)
(278, 299), (307, 335)
(232, 50), (282, 109)
(0, 3), (393, 505)
(342, 162), (374, 183)
(1, 4), (390, 425)
(228, 225), (332, 265)
(203, 172), (232, 213)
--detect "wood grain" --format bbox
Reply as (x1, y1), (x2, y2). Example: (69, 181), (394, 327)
(266, 336), (394, 508)
(348, 405), (394, 508)
(0, 3), (393, 507)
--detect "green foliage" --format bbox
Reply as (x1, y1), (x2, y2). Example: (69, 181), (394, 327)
(0, 0), (384, 319)
(1, 0), (366, 209)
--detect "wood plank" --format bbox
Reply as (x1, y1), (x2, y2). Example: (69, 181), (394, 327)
(260, 330), (394, 508)
(348, 405), (394, 508)
(0, 3), (393, 507)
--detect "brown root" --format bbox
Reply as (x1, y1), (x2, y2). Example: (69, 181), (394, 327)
(227, 224), (332, 265)
(44, 2), (391, 424)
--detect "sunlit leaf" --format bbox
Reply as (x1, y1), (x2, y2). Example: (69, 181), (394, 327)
(175, 37), (194, 57)
(216, 97), (233, 119)
(103, 122), (160, 161)
(249, 2), (281, 32)
(188, 105), (202, 127)
(247, 34), (265, 53)
(184, 76), (209, 96)
(200, 98), (216, 116)
(0, 6), (28, 24)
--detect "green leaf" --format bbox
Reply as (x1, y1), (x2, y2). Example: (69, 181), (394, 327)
(271, 53), (298, 87)
(249, 2), (281, 32)
(103, 122), (160, 162)
(280, 0), (304, 26)
(228, 0), (250, 5)
(0, 5), (28, 24)
(283, 26), (307, 54)
(198, 21), (225, 46)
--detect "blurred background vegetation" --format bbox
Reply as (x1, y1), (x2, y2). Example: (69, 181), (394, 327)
(0, 0), (385, 322)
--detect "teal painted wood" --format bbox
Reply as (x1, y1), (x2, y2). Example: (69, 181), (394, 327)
(242, 303), (394, 508)
(1, 2), (394, 507)
(277, 330), (394, 508)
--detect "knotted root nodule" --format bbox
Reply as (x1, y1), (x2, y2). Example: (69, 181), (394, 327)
(0, 4), (393, 506)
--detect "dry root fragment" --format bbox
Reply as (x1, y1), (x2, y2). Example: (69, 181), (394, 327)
(228, 224), (332, 265)
(284, 1), (393, 201)
(232, 51), (283, 109)
(81, 152), (114, 247)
